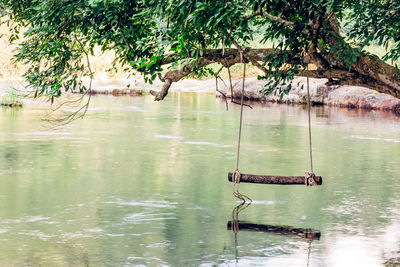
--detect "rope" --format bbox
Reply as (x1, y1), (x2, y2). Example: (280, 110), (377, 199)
(228, 67), (234, 103)
(235, 60), (245, 171)
(232, 204), (240, 263)
(231, 201), (251, 263)
(305, 64), (317, 186)
(305, 171), (316, 186)
(232, 53), (252, 202)
(306, 239), (312, 267)
(306, 68), (313, 173)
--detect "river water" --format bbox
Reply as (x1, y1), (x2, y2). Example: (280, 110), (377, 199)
(0, 93), (399, 266)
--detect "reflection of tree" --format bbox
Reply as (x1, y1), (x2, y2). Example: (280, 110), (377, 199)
(385, 254), (400, 266)
(2, 145), (18, 170)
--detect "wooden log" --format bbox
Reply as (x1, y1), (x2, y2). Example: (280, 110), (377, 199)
(227, 221), (321, 240)
(228, 172), (322, 185)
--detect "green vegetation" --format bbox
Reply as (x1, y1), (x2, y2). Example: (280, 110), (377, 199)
(0, 0), (399, 101)
(1, 87), (23, 107)
(0, 21), (24, 78)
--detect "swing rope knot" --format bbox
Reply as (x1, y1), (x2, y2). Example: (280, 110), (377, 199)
(305, 171), (317, 186)
(233, 169), (241, 184)
(232, 168), (252, 203)
(232, 168), (242, 198)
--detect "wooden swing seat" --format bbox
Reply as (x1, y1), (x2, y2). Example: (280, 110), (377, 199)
(228, 172), (322, 185)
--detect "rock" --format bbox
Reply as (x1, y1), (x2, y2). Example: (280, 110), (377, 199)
(216, 77), (400, 113)
(324, 86), (400, 111)
(217, 77), (328, 104)
(380, 99), (400, 111)
(106, 88), (143, 96)
(365, 94), (380, 107)
(358, 98), (372, 110)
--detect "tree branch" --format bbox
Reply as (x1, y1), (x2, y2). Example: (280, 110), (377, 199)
(151, 78), (173, 101)
(225, 32), (269, 73)
(244, 10), (262, 21)
(243, 6), (294, 28)
(160, 48), (280, 67)
(261, 11), (294, 27)
(151, 57), (213, 101)
(153, 47), (400, 101)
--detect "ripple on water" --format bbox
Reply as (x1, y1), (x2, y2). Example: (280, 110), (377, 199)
(213, 256), (300, 267)
(83, 228), (104, 233)
(18, 230), (53, 241)
(105, 198), (177, 208)
(61, 232), (92, 240)
(154, 134), (183, 140)
(322, 201), (362, 216)
(251, 200), (280, 205)
(183, 141), (232, 148)
(146, 240), (174, 249)
(125, 105), (148, 112)
(0, 216), (56, 225)
(125, 256), (168, 266)
(106, 233), (125, 237)
(123, 212), (176, 224)
(348, 135), (400, 143)
(24, 216), (51, 223)
(17, 131), (73, 136)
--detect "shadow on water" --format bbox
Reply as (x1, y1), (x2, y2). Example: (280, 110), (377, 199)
(228, 202), (321, 266)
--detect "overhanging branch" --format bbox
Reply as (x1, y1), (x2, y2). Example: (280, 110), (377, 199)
(261, 11), (294, 27)
(244, 8), (294, 28)
(152, 47), (400, 101)
(152, 48), (280, 101)
(151, 57), (213, 101)
(160, 48), (280, 67)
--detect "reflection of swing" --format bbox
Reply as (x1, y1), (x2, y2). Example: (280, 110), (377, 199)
(227, 221), (321, 240)
(229, 57), (322, 201)
(229, 202), (320, 266)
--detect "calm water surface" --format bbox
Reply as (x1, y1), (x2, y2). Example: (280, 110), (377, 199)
(0, 93), (399, 266)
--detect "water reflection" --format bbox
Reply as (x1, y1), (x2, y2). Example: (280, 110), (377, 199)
(230, 201), (252, 263)
(227, 221), (321, 241)
(229, 202), (321, 266)
(0, 93), (400, 266)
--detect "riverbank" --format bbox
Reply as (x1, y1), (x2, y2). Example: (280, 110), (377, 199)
(215, 77), (400, 114)
(1, 76), (400, 114)
(82, 76), (400, 114)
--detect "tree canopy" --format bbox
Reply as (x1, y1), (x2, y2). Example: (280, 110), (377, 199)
(1, 0), (400, 101)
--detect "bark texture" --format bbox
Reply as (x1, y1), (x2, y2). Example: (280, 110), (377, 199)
(228, 172), (323, 185)
(153, 48), (278, 100)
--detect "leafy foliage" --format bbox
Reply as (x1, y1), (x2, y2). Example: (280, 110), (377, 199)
(347, 0), (400, 62)
(1, 0), (399, 100)
(1, 87), (23, 106)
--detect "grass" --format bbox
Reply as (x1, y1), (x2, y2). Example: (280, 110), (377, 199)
(1, 87), (23, 107)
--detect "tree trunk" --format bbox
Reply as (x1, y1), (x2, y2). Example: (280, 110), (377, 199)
(153, 14), (400, 101)
(311, 12), (400, 98)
